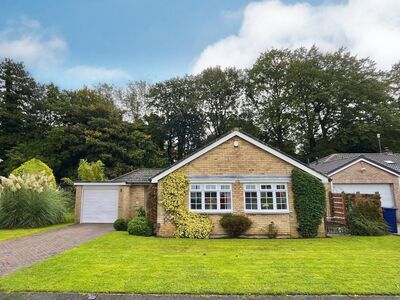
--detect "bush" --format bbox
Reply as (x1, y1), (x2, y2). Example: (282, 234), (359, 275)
(11, 158), (57, 189)
(127, 217), (152, 236)
(78, 159), (106, 181)
(0, 174), (67, 228)
(345, 193), (389, 236)
(113, 218), (128, 231)
(292, 168), (326, 238)
(266, 221), (278, 239)
(62, 212), (75, 223)
(219, 215), (252, 237)
(137, 207), (146, 217)
(348, 212), (389, 236)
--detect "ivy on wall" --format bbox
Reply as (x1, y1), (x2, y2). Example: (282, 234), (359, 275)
(292, 168), (326, 238)
(160, 170), (214, 239)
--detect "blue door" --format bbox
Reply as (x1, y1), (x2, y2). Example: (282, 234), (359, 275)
(382, 208), (398, 234)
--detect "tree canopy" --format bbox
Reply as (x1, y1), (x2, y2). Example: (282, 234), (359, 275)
(0, 47), (399, 181)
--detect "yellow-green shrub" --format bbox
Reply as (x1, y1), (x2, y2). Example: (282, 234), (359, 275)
(11, 158), (56, 189)
(160, 171), (213, 239)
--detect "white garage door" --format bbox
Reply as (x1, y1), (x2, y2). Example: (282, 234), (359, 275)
(81, 186), (119, 223)
(333, 183), (395, 208)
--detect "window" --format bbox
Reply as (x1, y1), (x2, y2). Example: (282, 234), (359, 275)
(189, 184), (232, 212)
(244, 183), (289, 212)
(245, 191), (258, 210)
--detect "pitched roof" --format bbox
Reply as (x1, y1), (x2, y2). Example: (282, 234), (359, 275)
(151, 130), (329, 183)
(310, 153), (400, 176)
(112, 168), (165, 184)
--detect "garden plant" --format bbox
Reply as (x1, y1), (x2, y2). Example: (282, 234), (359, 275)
(0, 172), (68, 228)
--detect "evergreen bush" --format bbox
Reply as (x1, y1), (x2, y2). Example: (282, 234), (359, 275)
(345, 193), (389, 236)
(219, 215), (252, 237)
(292, 168), (326, 238)
(127, 217), (153, 236)
(113, 218), (128, 231)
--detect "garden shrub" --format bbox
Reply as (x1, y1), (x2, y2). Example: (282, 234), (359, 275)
(265, 221), (278, 239)
(345, 193), (389, 236)
(60, 177), (75, 193)
(137, 206), (146, 217)
(78, 159), (106, 181)
(160, 170), (214, 239)
(11, 158), (56, 189)
(113, 218), (128, 231)
(127, 217), (153, 236)
(62, 212), (75, 223)
(292, 168), (326, 238)
(219, 215), (252, 237)
(0, 172), (67, 228)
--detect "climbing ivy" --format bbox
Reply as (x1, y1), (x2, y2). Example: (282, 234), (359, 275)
(292, 168), (326, 238)
(160, 170), (214, 239)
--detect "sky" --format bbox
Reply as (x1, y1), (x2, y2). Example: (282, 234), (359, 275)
(1, 0), (399, 89)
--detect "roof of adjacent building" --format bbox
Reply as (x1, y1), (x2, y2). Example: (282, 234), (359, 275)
(310, 153), (400, 176)
(112, 168), (165, 184)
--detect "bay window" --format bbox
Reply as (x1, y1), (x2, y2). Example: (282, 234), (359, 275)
(189, 184), (232, 212)
(244, 183), (288, 212)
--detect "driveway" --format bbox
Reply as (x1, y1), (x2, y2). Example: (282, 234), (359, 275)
(0, 224), (113, 277)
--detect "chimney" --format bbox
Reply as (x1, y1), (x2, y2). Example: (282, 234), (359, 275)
(384, 147), (393, 155)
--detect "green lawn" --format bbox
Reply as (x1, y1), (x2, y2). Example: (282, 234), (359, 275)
(1, 232), (399, 295)
(0, 223), (72, 242)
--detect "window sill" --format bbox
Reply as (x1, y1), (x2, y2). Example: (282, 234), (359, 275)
(190, 210), (233, 215)
(244, 210), (290, 215)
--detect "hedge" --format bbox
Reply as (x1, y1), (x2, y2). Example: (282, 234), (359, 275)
(292, 168), (326, 238)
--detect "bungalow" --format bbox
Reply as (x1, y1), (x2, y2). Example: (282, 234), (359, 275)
(74, 130), (330, 237)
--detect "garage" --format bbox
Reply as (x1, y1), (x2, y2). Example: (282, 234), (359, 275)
(333, 183), (395, 208)
(80, 186), (119, 223)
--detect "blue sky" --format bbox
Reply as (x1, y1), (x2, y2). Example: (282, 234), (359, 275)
(1, 0), (398, 89)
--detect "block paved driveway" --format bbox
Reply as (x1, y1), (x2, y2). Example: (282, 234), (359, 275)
(0, 224), (113, 277)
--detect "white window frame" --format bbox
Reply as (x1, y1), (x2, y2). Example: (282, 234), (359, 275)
(243, 183), (289, 213)
(189, 183), (233, 213)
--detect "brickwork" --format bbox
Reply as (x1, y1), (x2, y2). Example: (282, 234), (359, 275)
(119, 185), (146, 219)
(331, 161), (400, 220)
(156, 137), (327, 238)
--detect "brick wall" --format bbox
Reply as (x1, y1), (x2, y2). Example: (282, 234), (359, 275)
(119, 185), (146, 219)
(156, 136), (327, 237)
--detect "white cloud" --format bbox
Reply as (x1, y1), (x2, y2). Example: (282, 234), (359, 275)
(66, 65), (131, 86)
(0, 17), (67, 68)
(193, 0), (400, 73)
(0, 17), (132, 89)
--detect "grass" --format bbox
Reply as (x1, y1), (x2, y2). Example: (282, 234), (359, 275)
(0, 223), (72, 242)
(0, 232), (399, 295)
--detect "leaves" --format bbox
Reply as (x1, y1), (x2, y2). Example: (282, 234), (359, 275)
(160, 171), (214, 239)
(77, 159), (106, 181)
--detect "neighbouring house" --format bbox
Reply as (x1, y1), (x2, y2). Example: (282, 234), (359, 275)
(74, 130), (330, 237)
(310, 152), (399, 233)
